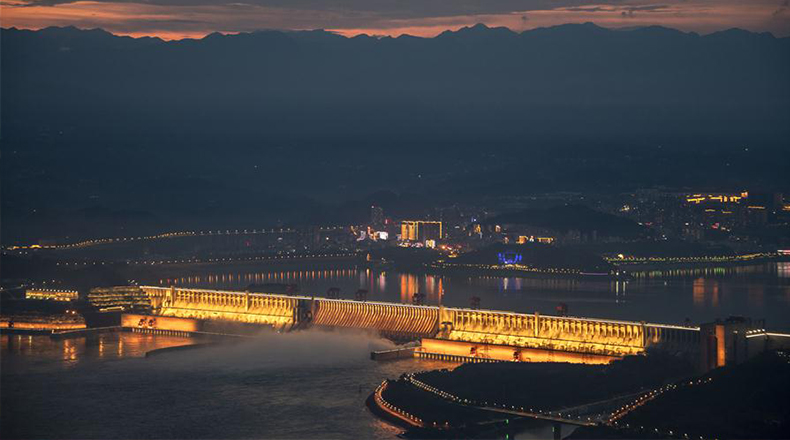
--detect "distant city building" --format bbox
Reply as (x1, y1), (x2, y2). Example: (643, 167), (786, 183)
(747, 192), (784, 213)
(374, 231), (389, 241)
(517, 235), (554, 245)
(697, 317), (790, 372)
(370, 205), (384, 228)
(686, 192), (748, 205)
(401, 220), (443, 242)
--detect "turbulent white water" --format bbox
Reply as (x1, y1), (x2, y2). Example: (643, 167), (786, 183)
(152, 329), (400, 371)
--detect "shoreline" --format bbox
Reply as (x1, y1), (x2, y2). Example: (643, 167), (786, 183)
(367, 352), (696, 438)
(368, 350), (790, 439)
(418, 254), (787, 282)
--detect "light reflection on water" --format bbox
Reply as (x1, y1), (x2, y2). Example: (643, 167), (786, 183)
(4, 264), (788, 439)
(3, 332), (503, 440)
(1, 332), (202, 370)
(157, 262), (790, 329)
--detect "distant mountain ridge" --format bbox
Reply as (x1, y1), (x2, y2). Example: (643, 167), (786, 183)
(4, 22), (787, 42)
(3, 21), (787, 145)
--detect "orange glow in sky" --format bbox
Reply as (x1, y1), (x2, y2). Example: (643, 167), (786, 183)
(1, 0), (788, 40)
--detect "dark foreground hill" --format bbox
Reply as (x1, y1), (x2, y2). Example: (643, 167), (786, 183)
(568, 351), (790, 439)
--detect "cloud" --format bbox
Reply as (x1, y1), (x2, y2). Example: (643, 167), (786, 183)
(1, 0), (789, 38)
(7, 0), (606, 15)
(773, 0), (789, 17)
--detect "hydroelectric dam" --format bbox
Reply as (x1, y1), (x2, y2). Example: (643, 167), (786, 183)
(128, 286), (717, 364)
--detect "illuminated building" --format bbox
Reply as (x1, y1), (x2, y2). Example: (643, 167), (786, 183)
(374, 231), (389, 240)
(698, 317), (790, 372)
(401, 221), (443, 242)
(26, 289), (79, 301)
(685, 193), (746, 204)
(88, 286), (151, 312)
(517, 235), (554, 244)
(497, 251), (523, 265)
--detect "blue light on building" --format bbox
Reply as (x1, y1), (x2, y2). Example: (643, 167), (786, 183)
(497, 252), (523, 265)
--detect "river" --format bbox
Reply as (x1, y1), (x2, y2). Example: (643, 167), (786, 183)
(1, 331), (566, 439)
(3, 262), (788, 439)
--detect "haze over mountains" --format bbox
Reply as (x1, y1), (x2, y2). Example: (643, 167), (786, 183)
(4, 23), (789, 141)
(1, 23), (789, 242)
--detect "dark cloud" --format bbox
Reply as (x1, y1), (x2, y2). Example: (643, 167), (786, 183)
(4, 0), (788, 38)
(565, 7), (611, 12)
(773, 0), (789, 17)
(560, 4), (667, 16)
(11, 0), (624, 18)
(616, 4), (669, 18)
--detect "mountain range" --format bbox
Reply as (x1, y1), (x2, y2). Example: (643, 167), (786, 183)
(3, 23), (789, 142)
(1, 23), (788, 242)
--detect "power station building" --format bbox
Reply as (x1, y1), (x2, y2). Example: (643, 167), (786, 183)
(401, 221), (443, 242)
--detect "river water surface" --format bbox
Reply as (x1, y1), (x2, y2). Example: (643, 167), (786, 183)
(1, 331), (570, 439)
(3, 262), (788, 439)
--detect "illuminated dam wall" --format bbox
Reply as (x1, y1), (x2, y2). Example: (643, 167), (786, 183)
(139, 286), (699, 357)
(141, 286), (439, 338)
(436, 308), (699, 358)
(142, 286), (301, 330)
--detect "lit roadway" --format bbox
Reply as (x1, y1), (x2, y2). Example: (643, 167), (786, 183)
(5, 226), (353, 251)
(404, 373), (600, 426)
(403, 372), (727, 439)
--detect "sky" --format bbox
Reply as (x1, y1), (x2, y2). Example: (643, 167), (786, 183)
(1, 0), (789, 40)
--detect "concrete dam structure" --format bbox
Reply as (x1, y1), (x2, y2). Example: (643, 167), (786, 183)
(139, 286), (701, 361)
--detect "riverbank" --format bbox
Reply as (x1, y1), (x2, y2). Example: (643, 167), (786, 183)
(368, 352), (697, 438)
(615, 252), (788, 272)
(608, 252), (785, 267)
(367, 375), (540, 439)
(567, 350), (790, 439)
(0, 315), (85, 331)
(370, 349), (790, 439)
(424, 263), (621, 280)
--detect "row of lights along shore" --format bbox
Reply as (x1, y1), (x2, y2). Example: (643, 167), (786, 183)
(404, 370), (728, 440)
(53, 252), (359, 267)
(5, 225), (353, 251)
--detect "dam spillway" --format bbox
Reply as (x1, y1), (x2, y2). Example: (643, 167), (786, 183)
(310, 299), (439, 340)
(139, 285), (700, 359)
